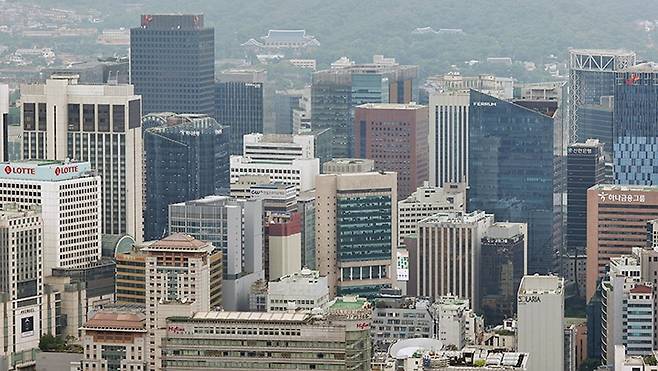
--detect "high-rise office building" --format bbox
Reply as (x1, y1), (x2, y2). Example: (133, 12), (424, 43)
(316, 171), (397, 298)
(20, 75), (143, 241)
(168, 196), (264, 311)
(0, 83), (8, 162)
(428, 91), (470, 187)
(577, 96), (614, 158)
(568, 49), (636, 143)
(517, 275), (564, 371)
(586, 185), (658, 300)
(0, 209), (43, 367)
(267, 268), (330, 312)
(613, 63), (658, 185)
(354, 103), (429, 199)
(567, 139), (606, 255)
(468, 89), (556, 274)
(215, 70), (264, 154)
(0, 160), (101, 275)
(412, 211), (493, 309)
(397, 182), (466, 245)
(143, 233), (222, 370)
(311, 56), (417, 157)
(130, 14), (214, 116)
(143, 113), (229, 241)
(479, 222), (527, 325)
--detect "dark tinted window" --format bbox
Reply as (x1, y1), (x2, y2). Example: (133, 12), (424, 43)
(23, 103), (35, 130)
(98, 104), (110, 132)
(128, 99), (141, 129)
(112, 105), (125, 132)
(83, 104), (95, 132)
(37, 103), (46, 131)
(68, 104), (80, 131)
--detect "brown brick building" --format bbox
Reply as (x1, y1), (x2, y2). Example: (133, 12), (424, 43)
(354, 103), (429, 199)
(586, 185), (658, 299)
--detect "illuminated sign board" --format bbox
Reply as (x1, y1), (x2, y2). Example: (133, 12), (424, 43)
(517, 296), (541, 304)
(473, 102), (497, 107)
(597, 191), (646, 204)
(0, 162), (92, 182)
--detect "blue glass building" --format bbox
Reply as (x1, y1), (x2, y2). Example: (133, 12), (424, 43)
(613, 64), (658, 185)
(143, 113), (230, 241)
(468, 90), (555, 274)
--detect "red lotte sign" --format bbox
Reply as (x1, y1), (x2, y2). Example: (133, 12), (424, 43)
(54, 165), (78, 176)
(4, 166), (35, 176)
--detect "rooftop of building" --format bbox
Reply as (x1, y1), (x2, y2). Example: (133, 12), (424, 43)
(356, 102), (426, 110)
(630, 284), (653, 294)
(625, 62), (658, 72)
(590, 184), (658, 192)
(83, 310), (146, 332)
(143, 233), (212, 253)
(328, 296), (370, 311)
(186, 311), (309, 323)
(518, 274), (563, 294)
(271, 268), (323, 284)
(569, 48), (636, 57)
(569, 138), (603, 148)
(420, 210), (492, 225)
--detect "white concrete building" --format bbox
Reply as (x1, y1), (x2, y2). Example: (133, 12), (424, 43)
(398, 182), (465, 244)
(0, 160), (101, 275)
(433, 296), (483, 349)
(230, 157), (319, 193)
(231, 133), (319, 194)
(428, 92), (470, 187)
(615, 345), (658, 371)
(414, 211), (493, 309)
(0, 209), (43, 369)
(20, 75), (143, 241)
(242, 133), (315, 163)
(517, 275), (564, 371)
(267, 268), (330, 312)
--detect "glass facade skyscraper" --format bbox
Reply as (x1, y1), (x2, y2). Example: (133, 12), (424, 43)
(468, 90), (555, 274)
(143, 113), (229, 241)
(215, 81), (264, 155)
(613, 64), (658, 185)
(130, 14), (215, 116)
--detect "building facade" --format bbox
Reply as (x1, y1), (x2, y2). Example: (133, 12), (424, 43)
(468, 89), (555, 274)
(311, 57), (417, 158)
(160, 304), (372, 371)
(168, 196), (264, 311)
(20, 75), (143, 241)
(354, 103), (429, 199)
(267, 268), (330, 312)
(0, 209), (43, 369)
(586, 185), (658, 299)
(397, 182), (466, 245)
(613, 63), (658, 185)
(316, 171), (397, 298)
(0, 160), (101, 275)
(479, 222), (527, 325)
(143, 113), (229, 241)
(428, 91), (470, 187)
(568, 49), (636, 144)
(215, 79), (263, 155)
(130, 14), (215, 116)
(517, 275), (564, 371)
(412, 211), (493, 309)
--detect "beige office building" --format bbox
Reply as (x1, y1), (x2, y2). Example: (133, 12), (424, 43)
(316, 171), (397, 297)
(20, 75), (144, 241)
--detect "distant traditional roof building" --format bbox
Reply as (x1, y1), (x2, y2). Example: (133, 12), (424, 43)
(242, 29), (320, 56)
